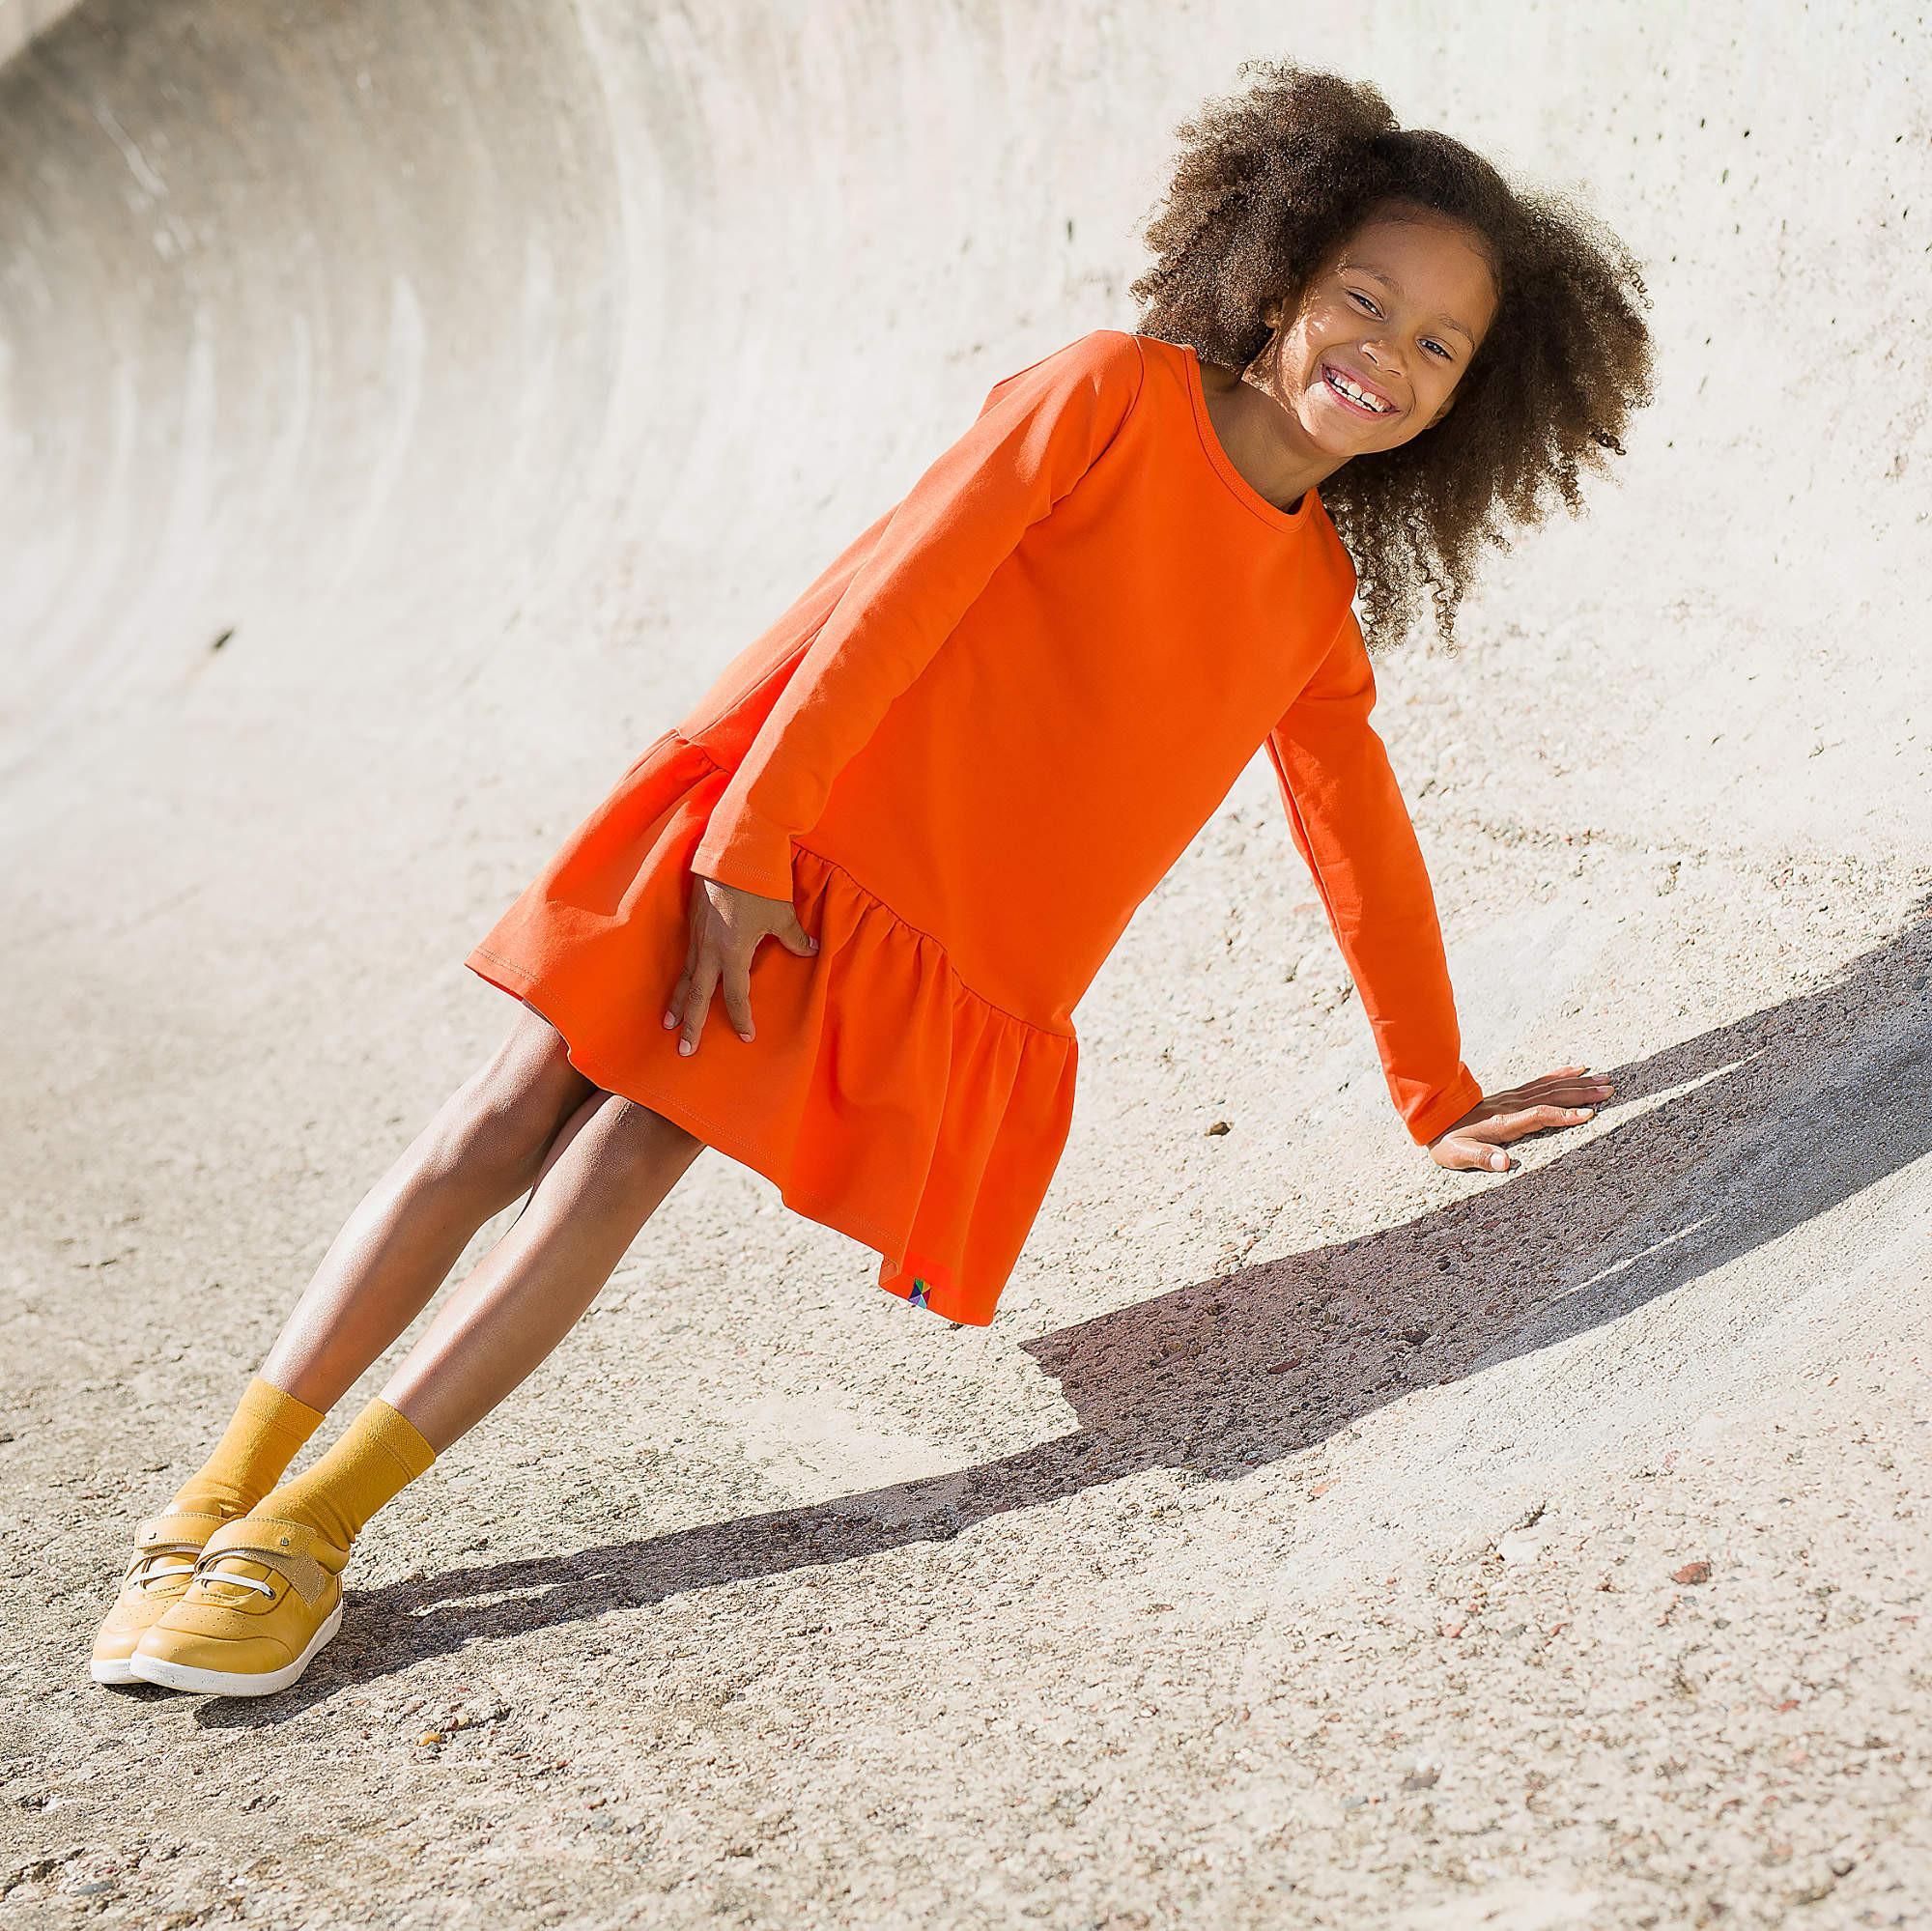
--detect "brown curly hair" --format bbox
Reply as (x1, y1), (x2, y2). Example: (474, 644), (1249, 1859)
(1129, 60), (1656, 652)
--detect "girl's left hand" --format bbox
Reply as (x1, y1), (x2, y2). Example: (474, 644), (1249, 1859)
(1428, 1063), (1614, 1173)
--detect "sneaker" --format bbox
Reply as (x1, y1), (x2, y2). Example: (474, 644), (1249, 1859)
(90, 1509), (233, 1686)
(128, 1515), (353, 1697)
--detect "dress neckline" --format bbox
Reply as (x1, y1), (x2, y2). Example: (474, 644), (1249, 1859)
(1166, 337), (1320, 536)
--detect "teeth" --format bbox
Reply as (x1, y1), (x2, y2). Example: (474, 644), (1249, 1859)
(1327, 367), (1389, 412)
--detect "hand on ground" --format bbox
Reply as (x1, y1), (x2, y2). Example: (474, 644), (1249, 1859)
(1428, 1063), (1614, 1173)
(663, 873), (818, 1056)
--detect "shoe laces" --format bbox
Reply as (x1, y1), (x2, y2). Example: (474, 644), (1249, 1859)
(188, 1550), (279, 1600)
(124, 1547), (200, 1594)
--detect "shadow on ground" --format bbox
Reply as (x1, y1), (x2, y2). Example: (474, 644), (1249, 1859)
(170, 898), (1930, 1723)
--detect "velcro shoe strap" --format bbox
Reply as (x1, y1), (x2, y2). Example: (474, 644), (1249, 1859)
(199, 1516), (350, 1609)
(135, 1510), (230, 1550)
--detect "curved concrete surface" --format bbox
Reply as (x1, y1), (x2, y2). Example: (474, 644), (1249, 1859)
(4, 2), (1929, 1923)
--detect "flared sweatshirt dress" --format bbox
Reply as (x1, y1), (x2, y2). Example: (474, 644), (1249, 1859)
(464, 327), (1483, 1326)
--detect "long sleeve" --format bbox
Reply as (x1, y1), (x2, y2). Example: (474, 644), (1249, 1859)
(687, 327), (1148, 899)
(1265, 604), (1484, 1146)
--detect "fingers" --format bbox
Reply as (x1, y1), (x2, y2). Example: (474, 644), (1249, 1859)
(665, 918), (777, 1054)
(720, 953), (756, 1044)
(664, 901), (700, 1036)
(1434, 1134), (1513, 1173)
(663, 884), (824, 1057)
(1521, 1065), (1616, 1103)
(1440, 1096), (1603, 1173)
(674, 925), (761, 1056)
(778, 909), (820, 958)
(676, 951), (722, 1056)
(1486, 1071), (1615, 1119)
(667, 888), (725, 1056)
(1492, 1101), (1598, 1139)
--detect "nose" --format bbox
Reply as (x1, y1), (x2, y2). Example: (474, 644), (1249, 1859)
(1357, 342), (1407, 400)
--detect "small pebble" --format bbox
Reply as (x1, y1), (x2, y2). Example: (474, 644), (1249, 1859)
(1497, 1523), (1554, 1564)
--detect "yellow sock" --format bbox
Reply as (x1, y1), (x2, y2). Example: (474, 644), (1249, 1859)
(168, 1374), (328, 1520)
(252, 1398), (437, 1549)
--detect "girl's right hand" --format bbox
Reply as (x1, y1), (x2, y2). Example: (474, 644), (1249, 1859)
(663, 872), (819, 1056)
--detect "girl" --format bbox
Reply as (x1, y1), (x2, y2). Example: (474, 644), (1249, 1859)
(91, 62), (1653, 1696)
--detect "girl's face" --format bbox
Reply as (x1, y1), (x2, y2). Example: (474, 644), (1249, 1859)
(1258, 206), (1499, 455)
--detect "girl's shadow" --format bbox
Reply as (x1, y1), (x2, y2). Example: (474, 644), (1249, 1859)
(203, 898), (1932, 1719)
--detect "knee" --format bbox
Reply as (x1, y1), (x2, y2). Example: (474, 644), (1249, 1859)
(593, 1093), (705, 1171)
(440, 1017), (592, 1181)
(603, 1096), (703, 1150)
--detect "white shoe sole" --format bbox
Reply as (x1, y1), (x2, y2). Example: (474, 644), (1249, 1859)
(128, 1599), (343, 1697)
(89, 1655), (140, 1686)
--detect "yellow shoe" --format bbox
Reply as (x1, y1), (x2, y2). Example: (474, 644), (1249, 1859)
(128, 1515), (353, 1697)
(90, 1509), (233, 1686)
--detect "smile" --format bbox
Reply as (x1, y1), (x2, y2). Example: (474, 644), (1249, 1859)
(1321, 362), (1397, 416)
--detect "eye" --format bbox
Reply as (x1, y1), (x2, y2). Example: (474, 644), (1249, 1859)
(1350, 290), (1455, 361)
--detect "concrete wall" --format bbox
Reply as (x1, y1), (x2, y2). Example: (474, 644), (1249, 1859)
(1, 2), (1923, 854)
(0, 0), (79, 69)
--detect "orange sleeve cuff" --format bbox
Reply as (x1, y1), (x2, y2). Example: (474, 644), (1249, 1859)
(1405, 1065), (1486, 1146)
(689, 803), (798, 902)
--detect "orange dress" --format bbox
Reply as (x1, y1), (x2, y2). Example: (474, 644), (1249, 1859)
(464, 328), (1482, 1325)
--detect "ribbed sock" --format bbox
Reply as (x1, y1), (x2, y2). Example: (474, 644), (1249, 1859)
(251, 1398), (437, 1549)
(167, 1374), (328, 1521)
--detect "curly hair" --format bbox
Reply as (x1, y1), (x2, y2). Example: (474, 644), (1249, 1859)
(1129, 60), (1655, 653)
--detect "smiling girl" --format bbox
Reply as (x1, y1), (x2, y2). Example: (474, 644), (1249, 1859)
(93, 61), (1654, 1696)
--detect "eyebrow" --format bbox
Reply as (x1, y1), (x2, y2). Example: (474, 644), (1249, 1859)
(1337, 262), (1477, 345)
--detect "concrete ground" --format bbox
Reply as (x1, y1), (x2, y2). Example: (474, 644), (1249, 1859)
(2, 1), (1928, 1925)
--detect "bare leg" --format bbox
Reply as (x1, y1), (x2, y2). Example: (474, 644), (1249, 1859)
(257, 1004), (605, 1411)
(378, 1091), (707, 1450)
